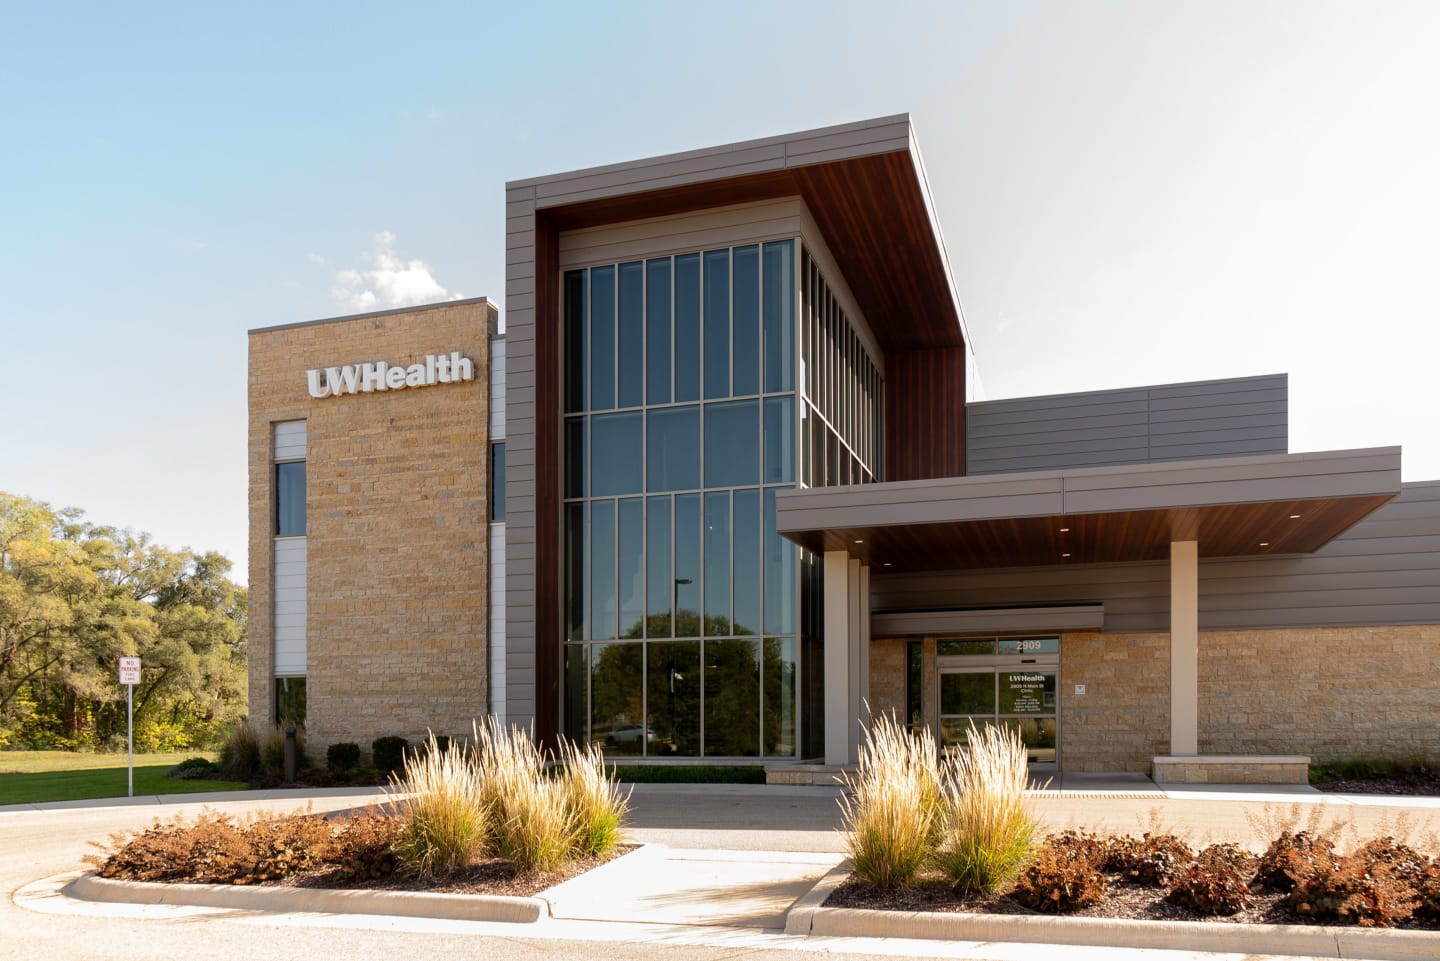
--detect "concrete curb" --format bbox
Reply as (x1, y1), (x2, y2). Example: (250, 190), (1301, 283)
(65, 873), (548, 924)
(786, 863), (1440, 961)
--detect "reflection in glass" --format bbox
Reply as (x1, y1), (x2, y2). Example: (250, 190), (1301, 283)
(940, 672), (995, 715)
(618, 499), (644, 639)
(998, 637), (1061, 655)
(763, 240), (795, 393)
(565, 504), (585, 641)
(565, 644), (588, 742)
(674, 494), (701, 637)
(646, 406), (699, 491)
(937, 639), (995, 657)
(645, 497), (672, 637)
(564, 270), (585, 413)
(703, 492), (730, 636)
(590, 265), (615, 411)
(763, 637), (795, 757)
(703, 249), (729, 399)
(275, 462), (306, 536)
(731, 488), (760, 636)
(705, 639), (759, 756)
(674, 254), (700, 403)
(591, 642), (644, 754)
(762, 489), (796, 635)
(590, 500), (616, 641)
(763, 395), (794, 484)
(564, 417), (585, 499)
(646, 258), (672, 405)
(731, 244), (759, 397)
(704, 400), (759, 488)
(618, 261), (644, 408)
(590, 412), (642, 496)
(646, 641), (700, 756)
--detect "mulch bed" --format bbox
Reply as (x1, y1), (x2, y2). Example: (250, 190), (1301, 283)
(1316, 775), (1440, 796)
(273, 847), (630, 896)
(824, 870), (1440, 930)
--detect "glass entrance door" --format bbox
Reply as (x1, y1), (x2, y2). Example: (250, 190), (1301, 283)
(937, 637), (1059, 770)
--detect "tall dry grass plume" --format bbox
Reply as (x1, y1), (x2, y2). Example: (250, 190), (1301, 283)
(934, 722), (1039, 893)
(839, 711), (943, 888)
(557, 738), (630, 857)
(389, 732), (487, 877)
(475, 717), (575, 873)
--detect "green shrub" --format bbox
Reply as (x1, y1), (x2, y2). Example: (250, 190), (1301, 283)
(475, 717), (574, 873)
(218, 721), (262, 777)
(326, 742), (362, 773)
(372, 735), (409, 774)
(1106, 833), (1192, 885)
(933, 722), (1038, 894)
(166, 757), (218, 780)
(1012, 833), (1107, 912)
(558, 738), (630, 857)
(1165, 843), (1253, 916)
(838, 712), (943, 889)
(389, 732), (488, 878)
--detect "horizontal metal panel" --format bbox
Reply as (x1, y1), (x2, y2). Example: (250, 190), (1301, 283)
(968, 420), (1150, 446)
(969, 449), (1151, 475)
(872, 605), (1104, 637)
(273, 420), (307, 461)
(1147, 374), (1286, 399)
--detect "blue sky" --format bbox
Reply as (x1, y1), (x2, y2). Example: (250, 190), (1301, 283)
(3, 1), (1437, 571)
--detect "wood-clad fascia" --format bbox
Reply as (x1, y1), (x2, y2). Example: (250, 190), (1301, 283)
(885, 347), (967, 482)
(534, 214), (560, 747)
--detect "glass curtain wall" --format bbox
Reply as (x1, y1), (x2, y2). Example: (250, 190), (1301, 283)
(796, 248), (885, 759)
(563, 241), (799, 758)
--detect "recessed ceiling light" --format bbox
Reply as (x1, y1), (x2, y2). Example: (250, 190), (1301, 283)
(882, 562), (893, 567)
(1059, 527), (1070, 533)
(1061, 552), (1071, 558)
(1289, 514), (1301, 519)
(854, 539), (864, 544)
(1259, 542), (1270, 547)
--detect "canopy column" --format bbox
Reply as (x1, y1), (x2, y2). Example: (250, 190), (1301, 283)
(1169, 539), (1199, 756)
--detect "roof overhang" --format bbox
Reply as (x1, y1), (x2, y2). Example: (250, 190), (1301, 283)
(508, 114), (965, 350)
(776, 448), (1402, 572)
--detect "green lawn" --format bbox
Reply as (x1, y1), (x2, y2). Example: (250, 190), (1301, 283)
(0, 750), (248, 804)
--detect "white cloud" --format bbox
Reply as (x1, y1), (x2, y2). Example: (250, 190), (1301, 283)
(330, 231), (463, 311)
(307, 253), (327, 265)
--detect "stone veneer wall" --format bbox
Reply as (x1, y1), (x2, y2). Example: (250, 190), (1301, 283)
(1057, 632), (1170, 772)
(1198, 624), (1440, 763)
(867, 638), (907, 723)
(248, 301), (495, 750)
(865, 625), (1440, 772)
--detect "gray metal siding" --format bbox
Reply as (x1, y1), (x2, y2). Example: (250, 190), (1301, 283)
(871, 481), (1440, 632)
(967, 375), (1288, 474)
(504, 183), (538, 728)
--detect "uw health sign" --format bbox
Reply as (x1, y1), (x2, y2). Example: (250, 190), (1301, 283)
(306, 352), (475, 398)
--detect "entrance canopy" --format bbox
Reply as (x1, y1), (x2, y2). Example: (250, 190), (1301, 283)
(776, 448), (1400, 572)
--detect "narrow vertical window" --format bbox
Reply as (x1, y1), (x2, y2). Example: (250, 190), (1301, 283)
(618, 261), (644, 408)
(702, 249), (730, 399)
(275, 462), (306, 536)
(762, 240), (795, 393)
(645, 258), (672, 405)
(674, 254), (701, 402)
(731, 244), (759, 397)
(490, 442), (506, 520)
(590, 266), (616, 411)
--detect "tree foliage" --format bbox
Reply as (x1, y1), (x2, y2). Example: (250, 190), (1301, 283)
(0, 491), (247, 751)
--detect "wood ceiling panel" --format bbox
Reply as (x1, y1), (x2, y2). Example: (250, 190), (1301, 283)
(785, 495), (1397, 573)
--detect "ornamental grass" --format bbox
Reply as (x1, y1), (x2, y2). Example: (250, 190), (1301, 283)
(475, 716), (575, 873)
(389, 732), (488, 878)
(934, 722), (1040, 894)
(839, 712), (943, 889)
(557, 737), (631, 857)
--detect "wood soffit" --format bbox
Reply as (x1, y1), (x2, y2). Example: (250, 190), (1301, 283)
(781, 494), (1398, 573)
(536, 153), (964, 350)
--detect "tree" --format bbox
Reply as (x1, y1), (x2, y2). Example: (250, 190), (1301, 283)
(0, 491), (247, 751)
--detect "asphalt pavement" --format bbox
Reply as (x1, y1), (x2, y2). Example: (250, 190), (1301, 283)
(4, 778), (1440, 961)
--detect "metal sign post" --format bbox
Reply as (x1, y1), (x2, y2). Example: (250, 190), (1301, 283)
(118, 657), (141, 798)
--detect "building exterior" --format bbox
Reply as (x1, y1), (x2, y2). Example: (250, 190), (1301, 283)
(248, 114), (1440, 780)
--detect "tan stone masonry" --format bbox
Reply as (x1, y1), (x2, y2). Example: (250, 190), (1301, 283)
(249, 301), (496, 751)
(868, 624), (1440, 772)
